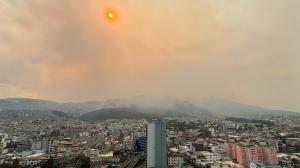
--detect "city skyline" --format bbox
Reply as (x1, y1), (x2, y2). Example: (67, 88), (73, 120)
(0, 0), (300, 111)
(0, 1), (299, 167)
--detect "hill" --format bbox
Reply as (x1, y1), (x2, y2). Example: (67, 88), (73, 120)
(0, 96), (299, 120)
(79, 108), (151, 121)
(193, 97), (300, 118)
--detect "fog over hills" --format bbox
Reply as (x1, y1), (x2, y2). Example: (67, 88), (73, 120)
(191, 97), (297, 118)
(0, 96), (299, 120)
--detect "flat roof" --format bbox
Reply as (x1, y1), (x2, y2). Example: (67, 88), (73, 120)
(27, 153), (47, 158)
(99, 151), (113, 157)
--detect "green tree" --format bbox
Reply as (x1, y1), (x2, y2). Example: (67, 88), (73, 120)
(74, 154), (91, 168)
(0, 163), (14, 168)
(41, 158), (56, 168)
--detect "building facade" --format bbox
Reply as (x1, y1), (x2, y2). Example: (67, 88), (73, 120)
(225, 142), (278, 167)
(225, 142), (236, 160)
(147, 119), (167, 168)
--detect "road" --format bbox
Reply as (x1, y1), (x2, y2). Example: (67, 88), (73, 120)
(120, 156), (140, 168)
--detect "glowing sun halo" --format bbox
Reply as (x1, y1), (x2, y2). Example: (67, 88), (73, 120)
(108, 12), (115, 19)
(105, 10), (118, 22)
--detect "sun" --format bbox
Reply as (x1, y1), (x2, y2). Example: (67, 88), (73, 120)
(105, 10), (118, 22)
(107, 12), (115, 19)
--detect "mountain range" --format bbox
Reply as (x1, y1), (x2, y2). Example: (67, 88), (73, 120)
(0, 96), (299, 121)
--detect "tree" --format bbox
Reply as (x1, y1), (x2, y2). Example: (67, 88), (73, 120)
(74, 154), (91, 168)
(0, 163), (14, 168)
(12, 159), (24, 168)
(41, 158), (56, 168)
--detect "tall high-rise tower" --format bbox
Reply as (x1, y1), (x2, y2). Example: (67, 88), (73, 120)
(147, 119), (167, 168)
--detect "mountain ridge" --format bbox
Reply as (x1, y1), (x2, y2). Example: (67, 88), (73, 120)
(0, 96), (298, 120)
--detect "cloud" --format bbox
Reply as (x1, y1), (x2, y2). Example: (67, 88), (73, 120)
(0, 83), (42, 99)
(0, 0), (299, 111)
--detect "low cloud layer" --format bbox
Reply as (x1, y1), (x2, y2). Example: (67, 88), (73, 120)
(0, 0), (299, 111)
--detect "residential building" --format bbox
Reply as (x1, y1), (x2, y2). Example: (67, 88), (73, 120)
(147, 119), (167, 168)
(168, 153), (183, 168)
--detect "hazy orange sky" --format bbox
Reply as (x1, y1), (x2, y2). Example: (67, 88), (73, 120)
(0, 0), (299, 111)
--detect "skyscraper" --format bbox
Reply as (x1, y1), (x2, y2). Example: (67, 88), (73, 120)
(147, 119), (167, 168)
